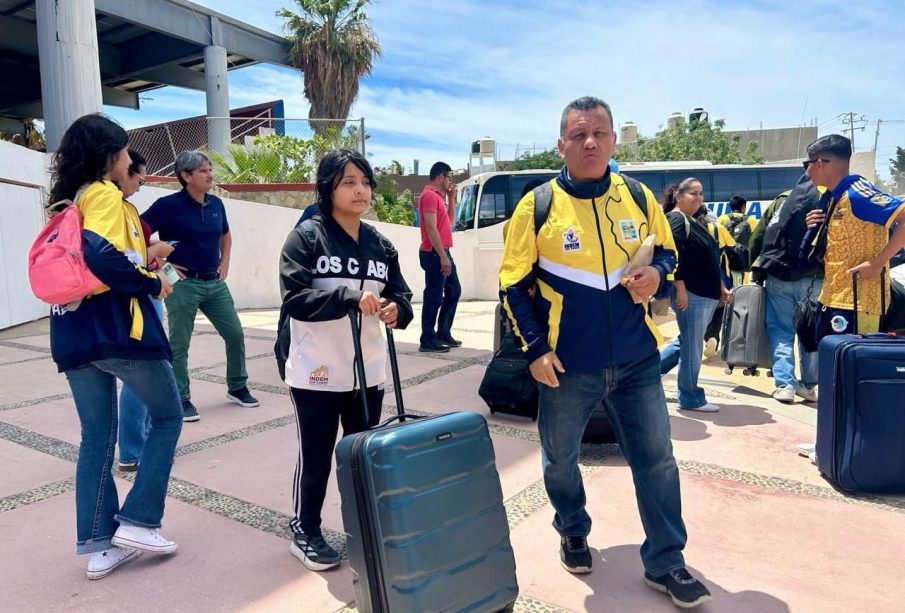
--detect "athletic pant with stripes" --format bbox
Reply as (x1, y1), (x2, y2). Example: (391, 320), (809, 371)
(288, 385), (383, 536)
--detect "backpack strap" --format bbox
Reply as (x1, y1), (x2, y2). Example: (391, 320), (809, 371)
(532, 182), (554, 235)
(622, 174), (649, 219)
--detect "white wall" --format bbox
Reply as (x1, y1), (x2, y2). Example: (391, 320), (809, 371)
(0, 142), (51, 329)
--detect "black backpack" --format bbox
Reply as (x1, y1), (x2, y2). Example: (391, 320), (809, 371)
(752, 173), (823, 282)
(532, 174), (649, 233)
(725, 214), (752, 271)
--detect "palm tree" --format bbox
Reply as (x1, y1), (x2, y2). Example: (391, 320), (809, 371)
(278, 0), (381, 136)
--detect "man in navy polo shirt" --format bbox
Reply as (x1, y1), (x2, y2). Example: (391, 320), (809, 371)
(142, 150), (259, 422)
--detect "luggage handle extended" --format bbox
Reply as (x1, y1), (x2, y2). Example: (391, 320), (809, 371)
(851, 269), (887, 335)
(348, 310), (414, 428)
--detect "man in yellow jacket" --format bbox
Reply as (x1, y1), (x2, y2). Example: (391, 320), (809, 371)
(499, 97), (711, 608)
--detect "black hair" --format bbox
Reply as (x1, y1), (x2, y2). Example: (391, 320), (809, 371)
(520, 177), (547, 200)
(315, 149), (376, 216)
(48, 113), (128, 205)
(729, 195), (747, 213)
(660, 177), (700, 213)
(807, 134), (852, 161)
(560, 96), (614, 136)
(128, 149), (147, 176)
(429, 161), (452, 180)
(693, 205), (709, 221)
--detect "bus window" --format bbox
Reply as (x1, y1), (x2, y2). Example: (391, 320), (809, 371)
(478, 175), (509, 227)
(663, 171), (713, 201)
(455, 184), (478, 231)
(758, 167), (804, 200)
(624, 170), (664, 199)
(712, 169), (758, 202)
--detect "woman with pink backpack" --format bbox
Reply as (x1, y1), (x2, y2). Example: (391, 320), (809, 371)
(47, 114), (182, 579)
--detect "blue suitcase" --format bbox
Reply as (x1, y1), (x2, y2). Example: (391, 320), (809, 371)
(335, 313), (518, 613)
(815, 273), (905, 494)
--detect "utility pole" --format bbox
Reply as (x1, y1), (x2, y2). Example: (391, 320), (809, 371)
(839, 112), (867, 149)
(873, 119), (882, 152)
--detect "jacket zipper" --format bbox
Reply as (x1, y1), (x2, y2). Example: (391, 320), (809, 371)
(590, 197), (614, 365)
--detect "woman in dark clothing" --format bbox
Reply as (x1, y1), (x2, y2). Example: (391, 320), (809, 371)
(658, 178), (731, 412)
(275, 149), (413, 571)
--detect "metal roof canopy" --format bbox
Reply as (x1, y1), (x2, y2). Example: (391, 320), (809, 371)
(0, 0), (292, 120)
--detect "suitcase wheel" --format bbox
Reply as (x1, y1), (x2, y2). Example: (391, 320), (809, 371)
(767, 369), (773, 377)
(724, 367), (733, 375)
(742, 367), (758, 376)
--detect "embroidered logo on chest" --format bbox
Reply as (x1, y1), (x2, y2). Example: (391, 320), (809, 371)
(562, 227), (581, 252)
(309, 365), (329, 385)
(618, 219), (639, 242)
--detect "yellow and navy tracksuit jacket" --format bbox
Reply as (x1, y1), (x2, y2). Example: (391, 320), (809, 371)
(50, 181), (169, 372)
(819, 174), (905, 315)
(499, 171), (677, 372)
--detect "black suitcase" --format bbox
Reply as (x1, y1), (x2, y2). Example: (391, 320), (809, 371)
(335, 313), (519, 613)
(720, 284), (773, 376)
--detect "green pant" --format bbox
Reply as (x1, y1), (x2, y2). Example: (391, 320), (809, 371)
(164, 278), (247, 400)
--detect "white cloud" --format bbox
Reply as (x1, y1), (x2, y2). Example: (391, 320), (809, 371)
(115, 0), (905, 175)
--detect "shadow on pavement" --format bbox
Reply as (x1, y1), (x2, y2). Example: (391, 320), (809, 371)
(677, 403), (776, 428)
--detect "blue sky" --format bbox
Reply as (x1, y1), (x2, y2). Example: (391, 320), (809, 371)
(105, 0), (905, 178)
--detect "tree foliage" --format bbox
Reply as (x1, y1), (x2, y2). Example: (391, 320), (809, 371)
(511, 148), (564, 171)
(372, 174), (415, 225)
(278, 0), (381, 134)
(0, 119), (46, 150)
(889, 146), (905, 193)
(616, 119), (764, 165)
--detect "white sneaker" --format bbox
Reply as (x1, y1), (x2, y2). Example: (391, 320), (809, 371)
(704, 337), (718, 359)
(796, 443), (816, 457)
(795, 386), (818, 403)
(808, 451), (818, 465)
(112, 524), (178, 554)
(772, 386), (796, 404)
(681, 403), (720, 413)
(86, 546), (142, 580)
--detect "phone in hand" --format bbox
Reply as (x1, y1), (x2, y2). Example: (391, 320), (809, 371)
(166, 240), (179, 247)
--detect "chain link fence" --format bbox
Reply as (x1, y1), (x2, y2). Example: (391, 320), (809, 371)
(128, 116), (366, 182)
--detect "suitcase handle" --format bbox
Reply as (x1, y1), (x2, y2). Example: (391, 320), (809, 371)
(378, 414), (425, 428)
(348, 310), (408, 428)
(851, 269), (887, 334)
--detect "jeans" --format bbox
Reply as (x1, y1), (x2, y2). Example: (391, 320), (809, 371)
(165, 278), (248, 399)
(419, 249), (461, 346)
(537, 352), (687, 575)
(288, 385), (383, 535)
(64, 358), (183, 554)
(660, 290), (718, 409)
(118, 298), (165, 464)
(765, 276), (822, 389)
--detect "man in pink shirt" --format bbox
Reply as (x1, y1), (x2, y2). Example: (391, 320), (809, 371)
(418, 162), (462, 352)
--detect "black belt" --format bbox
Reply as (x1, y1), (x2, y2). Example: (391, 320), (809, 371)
(183, 270), (219, 280)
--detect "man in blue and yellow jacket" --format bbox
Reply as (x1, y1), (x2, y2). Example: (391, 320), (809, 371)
(499, 97), (711, 608)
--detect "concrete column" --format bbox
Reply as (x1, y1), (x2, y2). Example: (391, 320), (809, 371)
(36, 0), (104, 152)
(204, 45), (230, 158)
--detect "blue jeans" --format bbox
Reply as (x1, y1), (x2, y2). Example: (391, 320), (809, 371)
(419, 249), (461, 346)
(118, 298), (165, 464)
(659, 290), (718, 409)
(65, 357), (183, 554)
(765, 276), (821, 389)
(537, 352), (687, 575)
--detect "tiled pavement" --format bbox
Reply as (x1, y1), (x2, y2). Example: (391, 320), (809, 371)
(1, 302), (904, 612)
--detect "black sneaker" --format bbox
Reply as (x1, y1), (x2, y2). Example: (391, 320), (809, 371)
(290, 530), (341, 571)
(560, 535), (592, 574)
(419, 342), (451, 353)
(226, 386), (260, 408)
(644, 568), (712, 608)
(117, 460), (138, 472)
(437, 335), (463, 347)
(181, 399), (200, 422)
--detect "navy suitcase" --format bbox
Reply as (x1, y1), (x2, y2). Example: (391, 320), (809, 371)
(815, 273), (905, 494)
(335, 313), (519, 613)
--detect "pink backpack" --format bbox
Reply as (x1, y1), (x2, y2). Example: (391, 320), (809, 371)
(28, 201), (105, 305)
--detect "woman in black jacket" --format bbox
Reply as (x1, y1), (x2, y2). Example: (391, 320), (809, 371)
(275, 149), (413, 571)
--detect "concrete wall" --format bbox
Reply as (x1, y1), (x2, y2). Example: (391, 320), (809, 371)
(724, 126), (818, 162)
(0, 142), (52, 328)
(851, 151), (877, 183)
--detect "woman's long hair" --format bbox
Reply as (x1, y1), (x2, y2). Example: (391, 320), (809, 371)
(48, 113), (129, 205)
(315, 149), (376, 216)
(660, 177), (700, 213)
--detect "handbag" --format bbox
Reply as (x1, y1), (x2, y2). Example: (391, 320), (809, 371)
(793, 279), (819, 353)
(478, 330), (538, 417)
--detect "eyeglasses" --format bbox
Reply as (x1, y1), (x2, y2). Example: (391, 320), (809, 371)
(802, 158), (831, 170)
(138, 178), (146, 187)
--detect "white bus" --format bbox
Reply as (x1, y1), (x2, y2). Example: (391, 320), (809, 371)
(454, 161), (804, 244)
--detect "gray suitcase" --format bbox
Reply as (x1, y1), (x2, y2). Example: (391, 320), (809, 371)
(720, 284), (773, 376)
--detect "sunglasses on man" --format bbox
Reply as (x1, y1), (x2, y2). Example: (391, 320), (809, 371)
(802, 158), (830, 170)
